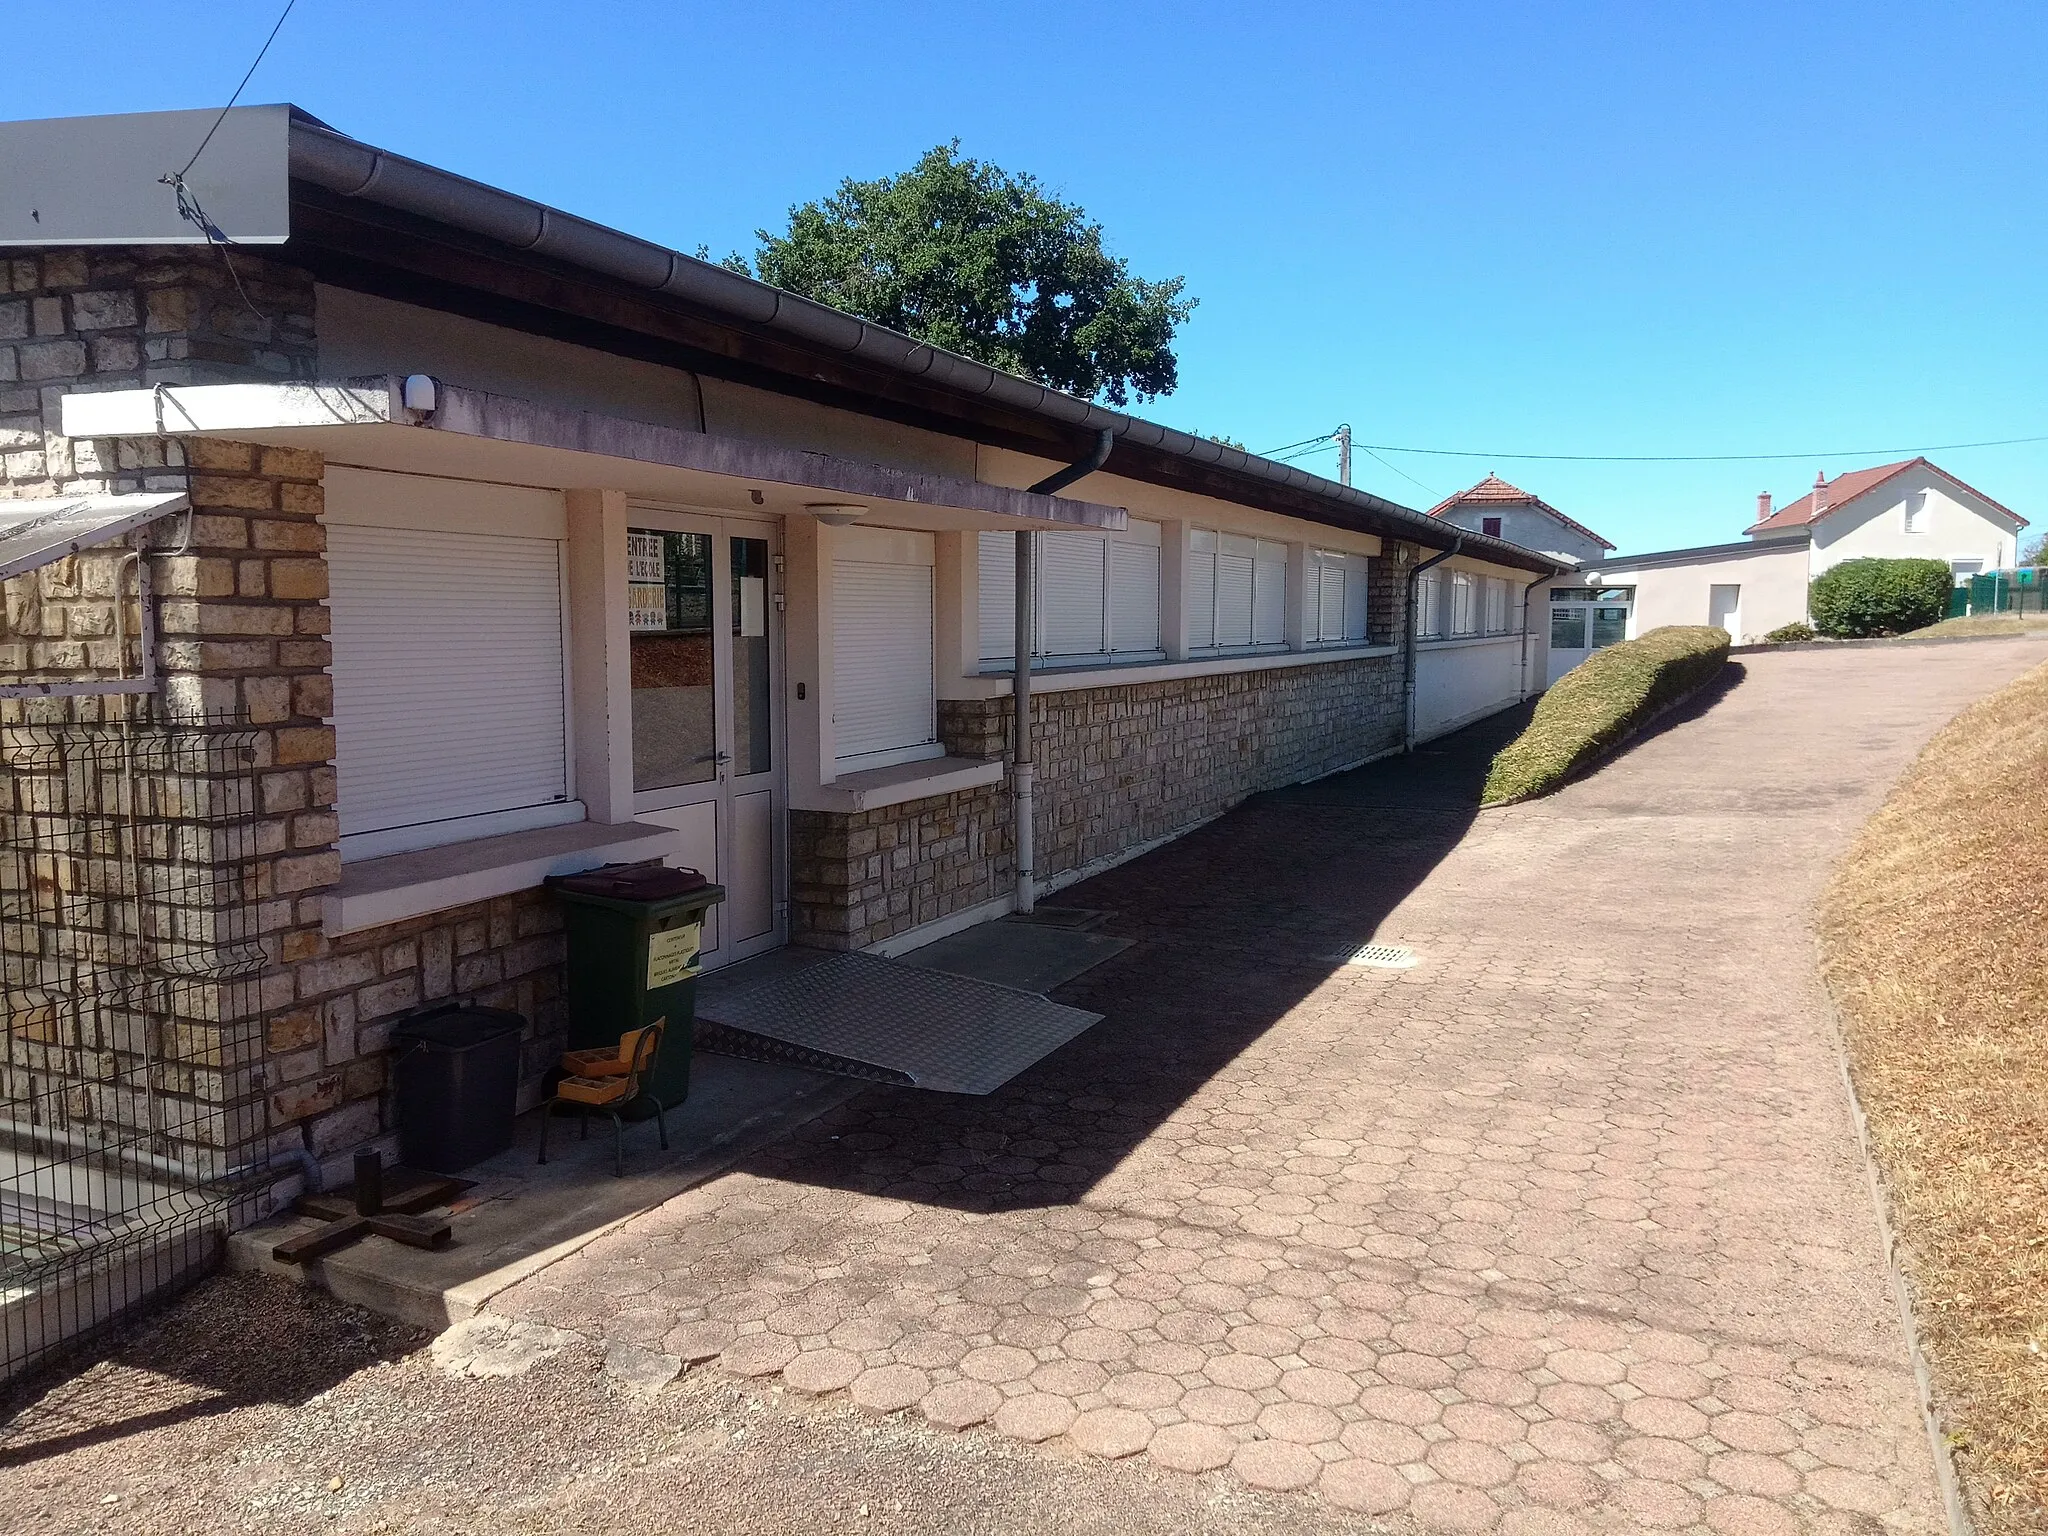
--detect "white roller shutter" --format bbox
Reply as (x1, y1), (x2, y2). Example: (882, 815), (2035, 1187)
(833, 559), (937, 767)
(1252, 540), (1287, 645)
(978, 532), (1016, 663)
(1187, 531), (1217, 650)
(1110, 540), (1161, 653)
(1215, 535), (1255, 646)
(1038, 531), (1108, 657)
(329, 524), (568, 844)
(1315, 554), (1346, 641)
(1344, 555), (1371, 640)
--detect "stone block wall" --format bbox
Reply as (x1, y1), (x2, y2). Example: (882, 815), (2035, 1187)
(789, 652), (1405, 950)
(270, 891), (569, 1166)
(1, 245), (315, 503)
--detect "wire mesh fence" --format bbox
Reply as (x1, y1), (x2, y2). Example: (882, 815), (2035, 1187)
(0, 698), (270, 1385)
(1947, 568), (2048, 619)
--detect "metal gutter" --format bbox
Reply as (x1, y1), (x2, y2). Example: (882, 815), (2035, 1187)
(282, 113), (1562, 577)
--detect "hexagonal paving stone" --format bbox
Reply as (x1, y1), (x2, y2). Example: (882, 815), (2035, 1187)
(1147, 1421), (1237, 1473)
(1320, 1458), (1411, 1514)
(1067, 1407), (1155, 1460)
(783, 1347), (863, 1394)
(993, 1393), (1077, 1443)
(850, 1364), (931, 1413)
(720, 1333), (799, 1377)
(1230, 1439), (1321, 1492)
(921, 1379), (1003, 1430)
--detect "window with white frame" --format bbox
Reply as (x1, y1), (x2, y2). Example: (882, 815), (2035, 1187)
(1414, 568), (1445, 639)
(978, 522), (1162, 666)
(1482, 575), (1509, 634)
(1904, 491), (1929, 533)
(1450, 570), (1480, 636)
(1188, 530), (1287, 651)
(1308, 549), (1371, 644)
(326, 467), (575, 860)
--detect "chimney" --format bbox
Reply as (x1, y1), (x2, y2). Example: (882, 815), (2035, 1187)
(1813, 470), (1829, 512)
(1756, 492), (1772, 523)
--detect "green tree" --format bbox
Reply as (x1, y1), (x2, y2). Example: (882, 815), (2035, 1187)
(741, 143), (1195, 407)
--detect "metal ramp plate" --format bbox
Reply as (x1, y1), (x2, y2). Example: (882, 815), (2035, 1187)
(692, 952), (1103, 1095)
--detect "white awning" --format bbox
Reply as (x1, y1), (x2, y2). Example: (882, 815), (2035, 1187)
(59, 379), (1128, 535)
(0, 491), (190, 582)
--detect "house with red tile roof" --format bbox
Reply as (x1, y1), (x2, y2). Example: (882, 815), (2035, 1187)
(1561, 458), (2029, 671)
(1429, 475), (1614, 567)
(1743, 458), (2025, 579)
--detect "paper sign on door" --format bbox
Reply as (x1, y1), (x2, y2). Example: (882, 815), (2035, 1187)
(646, 922), (701, 989)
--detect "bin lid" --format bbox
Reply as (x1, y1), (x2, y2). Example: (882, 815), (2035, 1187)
(391, 1004), (526, 1052)
(548, 863), (708, 902)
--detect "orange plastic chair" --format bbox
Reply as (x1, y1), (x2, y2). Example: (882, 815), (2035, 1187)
(537, 1019), (669, 1177)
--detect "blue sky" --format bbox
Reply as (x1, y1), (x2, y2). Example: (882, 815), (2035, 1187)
(19, 2), (2047, 550)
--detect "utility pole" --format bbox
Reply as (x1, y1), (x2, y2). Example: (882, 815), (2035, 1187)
(1334, 423), (1352, 487)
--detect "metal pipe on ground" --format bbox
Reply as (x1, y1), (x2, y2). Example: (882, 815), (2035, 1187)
(1014, 429), (1117, 915)
(1403, 536), (1462, 752)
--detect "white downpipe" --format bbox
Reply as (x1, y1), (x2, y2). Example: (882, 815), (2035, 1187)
(1013, 529), (1035, 914)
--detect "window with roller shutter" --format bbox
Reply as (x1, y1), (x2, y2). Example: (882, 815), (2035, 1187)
(977, 522), (1163, 667)
(328, 521), (573, 858)
(833, 530), (939, 769)
(1185, 530), (1287, 653)
(1307, 549), (1371, 644)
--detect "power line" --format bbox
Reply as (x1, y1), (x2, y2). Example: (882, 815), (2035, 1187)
(160, 0), (301, 320)
(1260, 432), (1336, 458)
(171, 0), (301, 181)
(1349, 431), (2048, 465)
(1359, 446), (1438, 500)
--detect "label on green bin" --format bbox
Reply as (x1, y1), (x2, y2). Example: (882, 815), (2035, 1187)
(647, 922), (701, 988)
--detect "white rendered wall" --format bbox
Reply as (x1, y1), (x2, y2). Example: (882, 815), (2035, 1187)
(1600, 541), (1812, 643)
(1415, 637), (1525, 740)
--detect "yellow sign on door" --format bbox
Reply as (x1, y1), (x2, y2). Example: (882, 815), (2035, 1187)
(646, 922), (701, 989)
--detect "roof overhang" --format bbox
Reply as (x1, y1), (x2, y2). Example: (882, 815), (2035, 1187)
(0, 490), (190, 581)
(59, 379), (1127, 534)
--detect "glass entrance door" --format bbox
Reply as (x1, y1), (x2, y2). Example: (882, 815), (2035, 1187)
(1546, 593), (1633, 686)
(627, 510), (784, 968)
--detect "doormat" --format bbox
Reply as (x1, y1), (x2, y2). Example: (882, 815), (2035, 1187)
(693, 952), (1102, 1095)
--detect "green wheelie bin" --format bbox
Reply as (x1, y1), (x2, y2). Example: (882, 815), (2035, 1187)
(545, 864), (725, 1117)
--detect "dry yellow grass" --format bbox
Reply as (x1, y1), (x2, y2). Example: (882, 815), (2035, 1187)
(1821, 659), (2048, 1530)
(1910, 614), (2048, 639)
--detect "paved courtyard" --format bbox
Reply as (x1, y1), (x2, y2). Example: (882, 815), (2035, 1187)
(492, 640), (2046, 1533)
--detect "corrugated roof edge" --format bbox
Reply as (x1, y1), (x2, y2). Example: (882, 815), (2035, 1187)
(283, 113), (1563, 576)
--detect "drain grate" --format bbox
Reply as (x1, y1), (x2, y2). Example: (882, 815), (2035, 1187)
(1331, 943), (1418, 969)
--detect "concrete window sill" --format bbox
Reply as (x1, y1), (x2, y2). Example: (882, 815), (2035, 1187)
(791, 755), (1005, 815)
(948, 643), (1397, 699)
(322, 819), (684, 935)
(1415, 633), (1525, 652)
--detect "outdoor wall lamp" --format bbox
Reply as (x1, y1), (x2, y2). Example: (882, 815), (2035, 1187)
(804, 503), (867, 526)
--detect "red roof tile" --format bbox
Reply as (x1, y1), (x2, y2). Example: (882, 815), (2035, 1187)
(1427, 474), (1614, 550)
(1745, 457), (2029, 534)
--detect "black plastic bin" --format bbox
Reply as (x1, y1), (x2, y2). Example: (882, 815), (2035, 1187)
(546, 864), (725, 1117)
(389, 1003), (525, 1174)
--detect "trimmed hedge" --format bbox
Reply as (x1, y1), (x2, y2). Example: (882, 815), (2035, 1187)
(1764, 621), (1818, 644)
(1482, 625), (1730, 805)
(1808, 557), (1952, 638)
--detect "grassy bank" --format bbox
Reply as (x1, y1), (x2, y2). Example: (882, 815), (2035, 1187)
(1481, 625), (1728, 804)
(1821, 660), (2048, 1529)
(1907, 613), (2048, 640)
